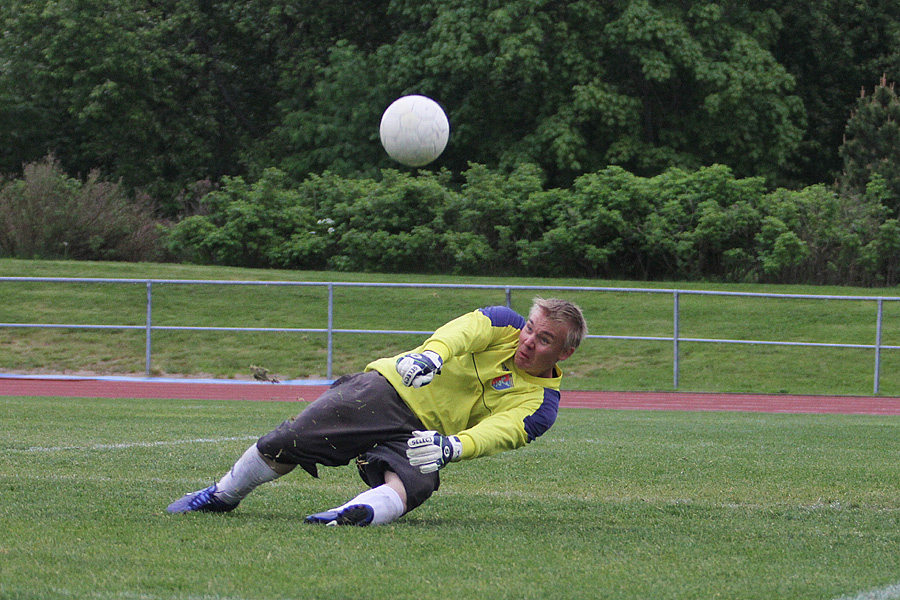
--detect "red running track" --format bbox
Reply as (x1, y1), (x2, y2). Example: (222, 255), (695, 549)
(3, 375), (900, 415)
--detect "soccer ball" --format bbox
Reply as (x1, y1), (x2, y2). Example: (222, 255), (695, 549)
(379, 95), (450, 167)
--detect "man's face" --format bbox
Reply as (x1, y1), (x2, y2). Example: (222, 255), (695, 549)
(514, 309), (575, 377)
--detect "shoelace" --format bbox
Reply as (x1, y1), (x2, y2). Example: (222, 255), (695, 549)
(187, 486), (216, 510)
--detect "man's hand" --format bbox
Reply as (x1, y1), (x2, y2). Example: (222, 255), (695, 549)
(395, 350), (443, 388)
(406, 430), (462, 473)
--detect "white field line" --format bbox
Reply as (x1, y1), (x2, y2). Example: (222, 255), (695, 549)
(23, 587), (259, 600)
(7, 435), (257, 454)
(835, 581), (900, 600)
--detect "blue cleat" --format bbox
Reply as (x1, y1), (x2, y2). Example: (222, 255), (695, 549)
(304, 504), (374, 526)
(166, 484), (237, 514)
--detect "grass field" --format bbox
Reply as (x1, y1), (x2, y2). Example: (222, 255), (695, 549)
(4, 258), (900, 396)
(2, 395), (900, 600)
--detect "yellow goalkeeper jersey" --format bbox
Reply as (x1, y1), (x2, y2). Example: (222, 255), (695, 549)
(366, 306), (563, 460)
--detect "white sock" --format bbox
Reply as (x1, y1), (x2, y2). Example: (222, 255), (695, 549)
(337, 484), (405, 526)
(214, 444), (281, 505)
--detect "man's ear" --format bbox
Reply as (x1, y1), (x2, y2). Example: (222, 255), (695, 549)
(557, 346), (576, 363)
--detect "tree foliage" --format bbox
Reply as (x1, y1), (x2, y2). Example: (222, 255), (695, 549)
(5, 0), (890, 208)
(839, 76), (900, 215)
(270, 0), (805, 187)
(3, 1), (900, 287)
(0, 0), (296, 208)
(758, 0), (900, 185)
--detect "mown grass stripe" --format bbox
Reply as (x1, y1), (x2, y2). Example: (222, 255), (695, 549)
(836, 582), (900, 600)
(8, 435), (257, 454)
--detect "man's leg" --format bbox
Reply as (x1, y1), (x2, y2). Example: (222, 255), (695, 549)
(305, 433), (441, 527)
(212, 444), (296, 504)
(304, 470), (408, 526)
(384, 470), (409, 507)
(166, 443), (289, 513)
(167, 373), (379, 514)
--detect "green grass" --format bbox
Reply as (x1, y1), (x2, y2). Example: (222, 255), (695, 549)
(2, 395), (900, 599)
(3, 258), (900, 395)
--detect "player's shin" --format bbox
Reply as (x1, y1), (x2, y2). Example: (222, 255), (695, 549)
(214, 444), (282, 505)
(337, 484), (405, 525)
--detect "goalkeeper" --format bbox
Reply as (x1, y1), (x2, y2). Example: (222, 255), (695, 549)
(167, 297), (587, 526)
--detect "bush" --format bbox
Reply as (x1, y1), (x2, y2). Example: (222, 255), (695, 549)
(636, 165), (767, 281)
(0, 156), (162, 261)
(159, 161), (900, 286)
(518, 167), (642, 277)
(323, 170), (456, 272)
(755, 184), (883, 284)
(165, 168), (319, 267)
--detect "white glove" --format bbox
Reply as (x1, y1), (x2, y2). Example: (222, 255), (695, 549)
(406, 430), (462, 473)
(395, 350), (443, 388)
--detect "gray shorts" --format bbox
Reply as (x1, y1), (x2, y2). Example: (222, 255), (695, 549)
(256, 371), (440, 511)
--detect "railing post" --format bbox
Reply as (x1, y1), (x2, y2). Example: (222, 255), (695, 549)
(327, 283), (334, 381)
(875, 298), (884, 394)
(145, 281), (153, 377)
(505, 287), (511, 308)
(673, 291), (680, 389)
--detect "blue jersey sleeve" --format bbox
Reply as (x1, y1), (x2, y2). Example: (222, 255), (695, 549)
(522, 388), (560, 442)
(478, 306), (526, 330)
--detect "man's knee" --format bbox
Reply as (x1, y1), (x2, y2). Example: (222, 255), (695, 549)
(256, 428), (290, 463)
(256, 426), (320, 478)
(254, 445), (295, 475)
(401, 470), (440, 510)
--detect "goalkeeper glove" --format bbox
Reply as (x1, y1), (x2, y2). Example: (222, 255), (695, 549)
(406, 430), (462, 473)
(395, 350), (442, 388)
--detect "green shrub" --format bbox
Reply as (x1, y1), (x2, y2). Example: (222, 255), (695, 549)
(323, 170), (456, 272)
(165, 168), (319, 267)
(0, 156), (161, 261)
(634, 165), (765, 280)
(159, 161), (900, 286)
(755, 184), (883, 284)
(518, 167), (638, 277)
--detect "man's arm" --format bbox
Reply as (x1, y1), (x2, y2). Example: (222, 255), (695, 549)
(422, 307), (521, 358)
(392, 308), (519, 388)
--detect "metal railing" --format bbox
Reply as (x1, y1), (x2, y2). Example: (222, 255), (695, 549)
(2, 277), (900, 392)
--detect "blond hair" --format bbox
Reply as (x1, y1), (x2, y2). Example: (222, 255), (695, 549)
(529, 297), (588, 350)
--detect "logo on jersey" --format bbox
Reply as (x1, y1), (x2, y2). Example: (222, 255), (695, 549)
(491, 373), (513, 390)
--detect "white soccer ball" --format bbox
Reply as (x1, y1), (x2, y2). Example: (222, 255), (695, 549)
(379, 95), (450, 167)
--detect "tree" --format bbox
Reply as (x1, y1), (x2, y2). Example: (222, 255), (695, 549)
(756, 0), (900, 187)
(267, 0), (805, 186)
(0, 1), (211, 205)
(839, 75), (900, 215)
(4, 0), (882, 205)
(0, 0), (312, 211)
